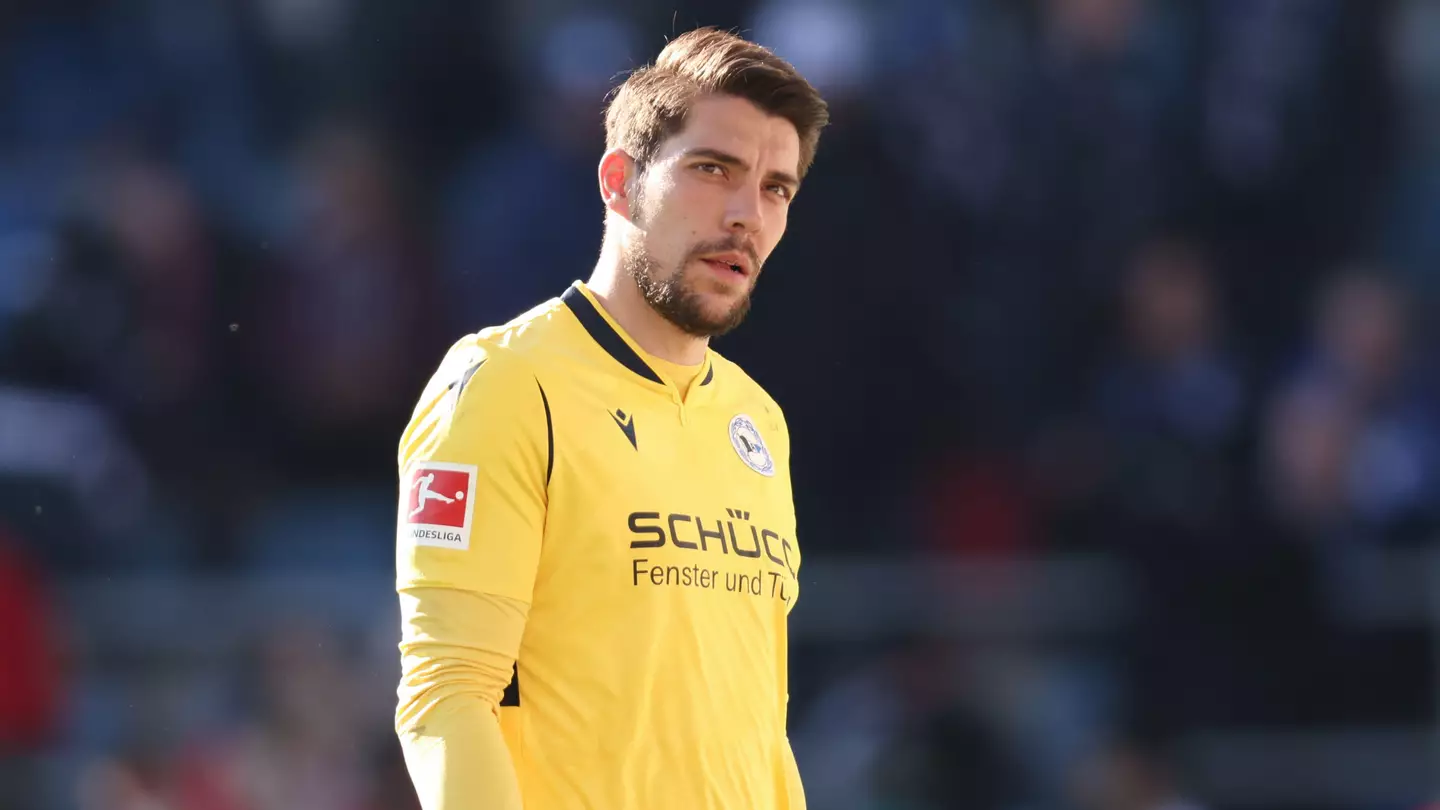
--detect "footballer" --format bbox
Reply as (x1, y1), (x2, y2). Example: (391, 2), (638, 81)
(393, 27), (828, 809)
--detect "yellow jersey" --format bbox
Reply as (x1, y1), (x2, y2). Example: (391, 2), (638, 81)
(395, 281), (805, 809)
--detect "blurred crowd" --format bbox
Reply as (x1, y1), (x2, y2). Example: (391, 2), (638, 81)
(1, 0), (1439, 808)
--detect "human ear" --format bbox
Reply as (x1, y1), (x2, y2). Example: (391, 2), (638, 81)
(598, 148), (636, 221)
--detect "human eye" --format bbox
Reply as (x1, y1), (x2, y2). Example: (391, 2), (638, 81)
(695, 162), (725, 176)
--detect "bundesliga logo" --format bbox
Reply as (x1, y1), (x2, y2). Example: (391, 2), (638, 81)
(402, 461), (476, 549)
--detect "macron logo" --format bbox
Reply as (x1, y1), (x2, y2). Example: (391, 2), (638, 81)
(611, 408), (637, 450)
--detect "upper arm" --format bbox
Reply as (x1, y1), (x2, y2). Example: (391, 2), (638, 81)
(396, 347), (551, 604)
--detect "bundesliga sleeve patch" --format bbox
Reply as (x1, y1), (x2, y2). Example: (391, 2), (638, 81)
(401, 461), (477, 550)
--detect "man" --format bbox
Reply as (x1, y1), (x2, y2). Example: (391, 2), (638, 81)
(393, 27), (828, 810)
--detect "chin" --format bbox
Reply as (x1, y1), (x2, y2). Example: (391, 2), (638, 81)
(702, 299), (753, 337)
(650, 267), (754, 337)
(694, 286), (748, 314)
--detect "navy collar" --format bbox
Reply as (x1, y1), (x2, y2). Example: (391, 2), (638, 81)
(560, 284), (714, 388)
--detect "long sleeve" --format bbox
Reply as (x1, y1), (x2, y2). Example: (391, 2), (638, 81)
(396, 588), (529, 810)
(782, 735), (806, 810)
(394, 343), (550, 808)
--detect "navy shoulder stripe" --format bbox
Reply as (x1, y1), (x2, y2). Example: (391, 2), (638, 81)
(560, 285), (664, 385)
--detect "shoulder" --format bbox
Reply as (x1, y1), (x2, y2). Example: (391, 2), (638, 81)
(708, 350), (788, 427)
(401, 306), (570, 468)
(420, 335), (533, 409)
(425, 296), (572, 396)
(473, 295), (572, 361)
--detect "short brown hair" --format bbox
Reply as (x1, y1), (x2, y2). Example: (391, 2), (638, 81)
(604, 27), (829, 179)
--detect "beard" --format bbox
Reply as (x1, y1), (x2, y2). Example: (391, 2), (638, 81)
(623, 199), (757, 338)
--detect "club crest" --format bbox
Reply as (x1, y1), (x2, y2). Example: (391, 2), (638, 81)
(728, 414), (775, 477)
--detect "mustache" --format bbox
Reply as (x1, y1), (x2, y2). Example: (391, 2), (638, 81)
(688, 238), (761, 273)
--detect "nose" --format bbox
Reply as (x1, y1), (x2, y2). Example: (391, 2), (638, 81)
(725, 184), (763, 236)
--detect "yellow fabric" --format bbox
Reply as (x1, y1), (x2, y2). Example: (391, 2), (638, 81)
(645, 352), (705, 399)
(395, 281), (805, 809)
(396, 589), (528, 810)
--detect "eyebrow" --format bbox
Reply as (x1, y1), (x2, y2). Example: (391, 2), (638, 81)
(681, 147), (801, 194)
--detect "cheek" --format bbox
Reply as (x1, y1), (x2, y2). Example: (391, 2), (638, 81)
(661, 195), (713, 249)
(761, 213), (788, 258)
(638, 209), (695, 268)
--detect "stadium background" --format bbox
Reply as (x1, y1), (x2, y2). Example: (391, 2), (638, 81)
(1, 0), (1439, 808)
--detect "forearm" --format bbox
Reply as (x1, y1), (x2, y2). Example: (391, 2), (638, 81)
(399, 692), (522, 810)
(396, 587), (530, 810)
(782, 736), (806, 810)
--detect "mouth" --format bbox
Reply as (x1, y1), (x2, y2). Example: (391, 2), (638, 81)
(697, 251), (752, 278)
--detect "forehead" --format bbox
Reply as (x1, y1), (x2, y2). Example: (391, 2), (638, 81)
(658, 94), (801, 176)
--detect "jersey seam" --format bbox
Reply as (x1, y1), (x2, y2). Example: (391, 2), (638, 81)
(535, 378), (554, 488)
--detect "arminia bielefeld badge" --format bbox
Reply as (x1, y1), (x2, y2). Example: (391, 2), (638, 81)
(728, 414), (774, 476)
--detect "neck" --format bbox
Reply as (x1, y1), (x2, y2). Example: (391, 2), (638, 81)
(586, 239), (708, 366)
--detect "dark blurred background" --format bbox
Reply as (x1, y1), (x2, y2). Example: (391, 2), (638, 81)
(1, 0), (1438, 808)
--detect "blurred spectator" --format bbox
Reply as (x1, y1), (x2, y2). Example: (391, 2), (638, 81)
(1089, 235), (1246, 540)
(171, 623), (369, 810)
(878, 0), (1194, 441)
(1264, 270), (1440, 545)
(1198, 0), (1345, 190)
(247, 121), (439, 482)
(0, 527), (64, 810)
(1264, 383), (1361, 536)
(0, 530), (63, 748)
(1249, 269), (1438, 726)
(90, 157), (221, 424)
(437, 10), (634, 333)
(6, 152), (224, 437)
(1007, 0), (1189, 291)
(1072, 237), (1342, 733)
(1027, 234), (1246, 551)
